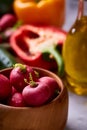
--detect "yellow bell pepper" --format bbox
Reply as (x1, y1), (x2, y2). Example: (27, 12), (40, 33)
(13, 0), (65, 27)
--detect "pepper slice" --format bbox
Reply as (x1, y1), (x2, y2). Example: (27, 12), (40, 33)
(10, 25), (66, 76)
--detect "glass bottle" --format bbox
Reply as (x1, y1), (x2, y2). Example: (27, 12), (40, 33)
(62, 0), (87, 95)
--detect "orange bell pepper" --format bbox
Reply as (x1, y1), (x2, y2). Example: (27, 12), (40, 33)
(13, 0), (65, 27)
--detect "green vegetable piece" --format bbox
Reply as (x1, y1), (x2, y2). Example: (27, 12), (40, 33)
(0, 48), (17, 69)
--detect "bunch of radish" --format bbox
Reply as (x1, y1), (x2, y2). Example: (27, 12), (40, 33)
(0, 63), (60, 107)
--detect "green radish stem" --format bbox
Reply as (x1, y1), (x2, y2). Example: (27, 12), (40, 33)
(13, 63), (27, 73)
(24, 73), (37, 87)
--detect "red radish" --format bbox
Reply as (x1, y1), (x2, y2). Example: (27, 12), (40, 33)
(39, 76), (59, 95)
(10, 63), (39, 92)
(0, 14), (17, 32)
(0, 74), (11, 100)
(8, 92), (26, 107)
(22, 82), (50, 106)
(22, 76), (59, 106)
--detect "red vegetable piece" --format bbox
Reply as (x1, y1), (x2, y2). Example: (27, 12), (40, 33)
(0, 74), (11, 100)
(8, 92), (26, 107)
(22, 76), (59, 106)
(39, 76), (59, 95)
(22, 82), (51, 106)
(10, 25), (67, 70)
(10, 63), (39, 92)
(0, 13), (17, 32)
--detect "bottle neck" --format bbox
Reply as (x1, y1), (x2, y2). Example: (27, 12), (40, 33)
(77, 0), (87, 20)
(84, 0), (87, 15)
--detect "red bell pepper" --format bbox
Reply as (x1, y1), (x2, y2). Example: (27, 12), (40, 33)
(10, 25), (67, 77)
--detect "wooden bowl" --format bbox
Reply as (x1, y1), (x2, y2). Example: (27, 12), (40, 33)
(0, 67), (68, 130)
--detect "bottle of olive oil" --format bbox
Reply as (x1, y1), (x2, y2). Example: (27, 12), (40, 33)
(63, 0), (87, 95)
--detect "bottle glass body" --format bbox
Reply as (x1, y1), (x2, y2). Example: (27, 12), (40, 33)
(62, 0), (87, 95)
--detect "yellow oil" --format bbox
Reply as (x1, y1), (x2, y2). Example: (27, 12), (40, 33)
(63, 16), (87, 95)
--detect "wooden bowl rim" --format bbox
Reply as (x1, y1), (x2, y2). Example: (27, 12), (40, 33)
(0, 67), (66, 109)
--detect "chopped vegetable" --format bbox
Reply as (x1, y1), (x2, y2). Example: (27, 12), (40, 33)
(10, 25), (66, 76)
